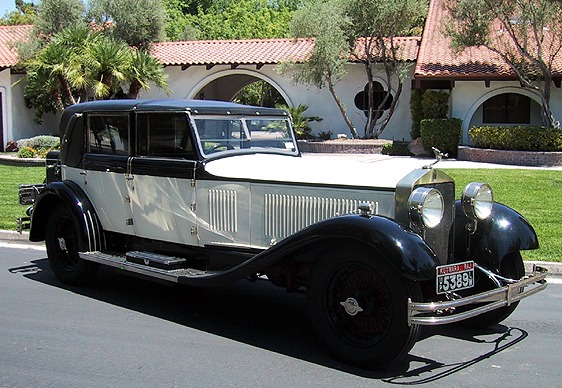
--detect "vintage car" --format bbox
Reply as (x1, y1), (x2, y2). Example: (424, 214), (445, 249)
(19, 99), (547, 368)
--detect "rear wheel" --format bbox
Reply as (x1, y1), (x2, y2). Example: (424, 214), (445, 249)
(460, 252), (525, 328)
(307, 248), (421, 368)
(45, 206), (99, 285)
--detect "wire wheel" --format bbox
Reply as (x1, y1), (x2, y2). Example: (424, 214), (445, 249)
(307, 248), (421, 368)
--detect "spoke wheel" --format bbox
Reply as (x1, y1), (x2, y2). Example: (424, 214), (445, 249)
(307, 248), (421, 368)
(46, 206), (99, 285)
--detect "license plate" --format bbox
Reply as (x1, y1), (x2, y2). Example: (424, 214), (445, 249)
(436, 261), (475, 294)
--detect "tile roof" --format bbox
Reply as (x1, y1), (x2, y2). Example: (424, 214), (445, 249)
(0, 24), (31, 69)
(416, 0), (562, 79)
(151, 38), (315, 67)
(151, 36), (420, 67)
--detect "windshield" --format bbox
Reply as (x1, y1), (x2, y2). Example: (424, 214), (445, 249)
(191, 115), (298, 157)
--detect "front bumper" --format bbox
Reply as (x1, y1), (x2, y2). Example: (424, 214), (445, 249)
(408, 265), (548, 325)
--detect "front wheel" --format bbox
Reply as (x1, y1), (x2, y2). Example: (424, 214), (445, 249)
(45, 206), (99, 285)
(306, 248), (421, 368)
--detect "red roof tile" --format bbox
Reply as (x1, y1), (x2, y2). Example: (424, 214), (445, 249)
(151, 38), (315, 66)
(416, 0), (562, 79)
(152, 36), (419, 67)
(0, 24), (32, 69)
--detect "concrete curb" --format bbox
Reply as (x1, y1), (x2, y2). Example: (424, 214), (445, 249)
(1, 229), (560, 277)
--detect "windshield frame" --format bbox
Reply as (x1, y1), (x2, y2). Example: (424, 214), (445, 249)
(189, 113), (300, 159)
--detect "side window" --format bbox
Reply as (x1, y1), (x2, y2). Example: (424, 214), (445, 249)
(88, 114), (129, 155)
(137, 113), (194, 157)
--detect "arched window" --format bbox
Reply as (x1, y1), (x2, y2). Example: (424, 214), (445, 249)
(482, 93), (531, 124)
(354, 82), (393, 119)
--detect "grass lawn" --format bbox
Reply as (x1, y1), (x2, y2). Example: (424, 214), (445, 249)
(443, 169), (562, 263)
(1, 165), (560, 262)
(0, 165), (45, 231)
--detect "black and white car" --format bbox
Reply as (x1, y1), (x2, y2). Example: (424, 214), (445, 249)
(19, 99), (547, 368)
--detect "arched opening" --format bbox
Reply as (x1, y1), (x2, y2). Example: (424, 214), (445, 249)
(190, 71), (289, 108)
(464, 89), (544, 144)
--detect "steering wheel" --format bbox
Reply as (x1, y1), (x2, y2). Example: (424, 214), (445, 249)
(208, 142), (234, 153)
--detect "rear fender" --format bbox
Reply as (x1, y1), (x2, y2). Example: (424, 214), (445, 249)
(454, 201), (538, 271)
(30, 181), (105, 252)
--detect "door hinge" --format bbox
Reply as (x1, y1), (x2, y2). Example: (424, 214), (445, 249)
(190, 227), (197, 236)
(190, 178), (196, 188)
(190, 203), (196, 212)
(126, 218), (134, 226)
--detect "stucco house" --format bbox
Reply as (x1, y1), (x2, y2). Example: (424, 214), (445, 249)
(0, 0), (560, 151)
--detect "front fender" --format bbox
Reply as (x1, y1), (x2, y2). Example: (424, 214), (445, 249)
(454, 201), (538, 270)
(262, 215), (440, 281)
(30, 180), (105, 252)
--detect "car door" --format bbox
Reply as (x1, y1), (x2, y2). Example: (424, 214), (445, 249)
(73, 113), (135, 236)
(128, 112), (199, 246)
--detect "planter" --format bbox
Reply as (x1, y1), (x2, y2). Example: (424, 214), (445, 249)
(458, 146), (562, 167)
(298, 139), (391, 154)
(0, 154), (46, 167)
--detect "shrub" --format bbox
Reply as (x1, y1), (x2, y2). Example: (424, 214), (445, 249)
(420, 118), (462, 157)
(382, 141), (413, 156)
(469, 126), (562, 151)
(410, 90), (449, 139)
(17, 146), (36, 158)
(17, 135), (60, 150)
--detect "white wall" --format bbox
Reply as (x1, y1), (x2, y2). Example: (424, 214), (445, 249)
(140, 63), (415, 140)
(1, 71), (59, 144)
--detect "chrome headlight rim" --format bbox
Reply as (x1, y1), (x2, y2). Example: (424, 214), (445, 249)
(462, 182), (494, 221)
(408, 187), (445, 229)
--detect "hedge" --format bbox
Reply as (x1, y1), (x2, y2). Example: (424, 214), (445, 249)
(420, 118), (462, 157)
(469, 126), (562, 151)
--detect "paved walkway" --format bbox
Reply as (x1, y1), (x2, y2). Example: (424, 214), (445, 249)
(302, 153), (562, 170)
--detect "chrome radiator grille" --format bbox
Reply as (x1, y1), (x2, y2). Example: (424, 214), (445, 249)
(264, 194), (378, 240)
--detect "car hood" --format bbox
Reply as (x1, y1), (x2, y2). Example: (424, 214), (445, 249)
(204, 153), (431, 189)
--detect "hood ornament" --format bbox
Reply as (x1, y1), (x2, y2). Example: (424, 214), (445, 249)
(424, 147), (448, 169)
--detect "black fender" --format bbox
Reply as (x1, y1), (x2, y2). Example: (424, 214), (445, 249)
(186, 214), (441, 287)
(454, 201), (538, 271)
(29, 180), (105, 252)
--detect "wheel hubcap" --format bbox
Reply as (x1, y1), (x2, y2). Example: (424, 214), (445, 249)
(340, 297), (364, 316)
(58, 237), (67, 251)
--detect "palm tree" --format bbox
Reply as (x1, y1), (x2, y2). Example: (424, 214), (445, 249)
(125, 49), (170, 99)
(22, 25), (170, 122)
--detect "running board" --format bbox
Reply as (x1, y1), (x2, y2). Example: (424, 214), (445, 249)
(80, 251), (218, 283)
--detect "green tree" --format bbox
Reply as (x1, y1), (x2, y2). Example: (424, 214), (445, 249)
(283, 0), (427, 139)
(35, 0), (86, 36)
(22, 26), (170, 122)
(88, 0), (167, 49)
(0, 1), (36, 25)
(445, 0), (562, 128)
(167, 0), (300, 41)
(279, 0), (360, 138)
(344, 0), (428, 138)
(232, 81), (286, 108)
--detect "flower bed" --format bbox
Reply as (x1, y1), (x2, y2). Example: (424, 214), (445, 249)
(298, 139), (391, 154)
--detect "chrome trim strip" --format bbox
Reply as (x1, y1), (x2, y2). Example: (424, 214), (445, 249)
(408, 265), (548, 325)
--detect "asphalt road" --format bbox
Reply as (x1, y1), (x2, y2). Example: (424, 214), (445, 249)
(1, 241), (561, 387)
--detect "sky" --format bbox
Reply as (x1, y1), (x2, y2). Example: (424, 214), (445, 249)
(0, 0), (16, 17)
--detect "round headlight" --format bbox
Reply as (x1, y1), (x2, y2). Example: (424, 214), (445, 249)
(408, 187), (444, 229)
(462, 182), (494, 220)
